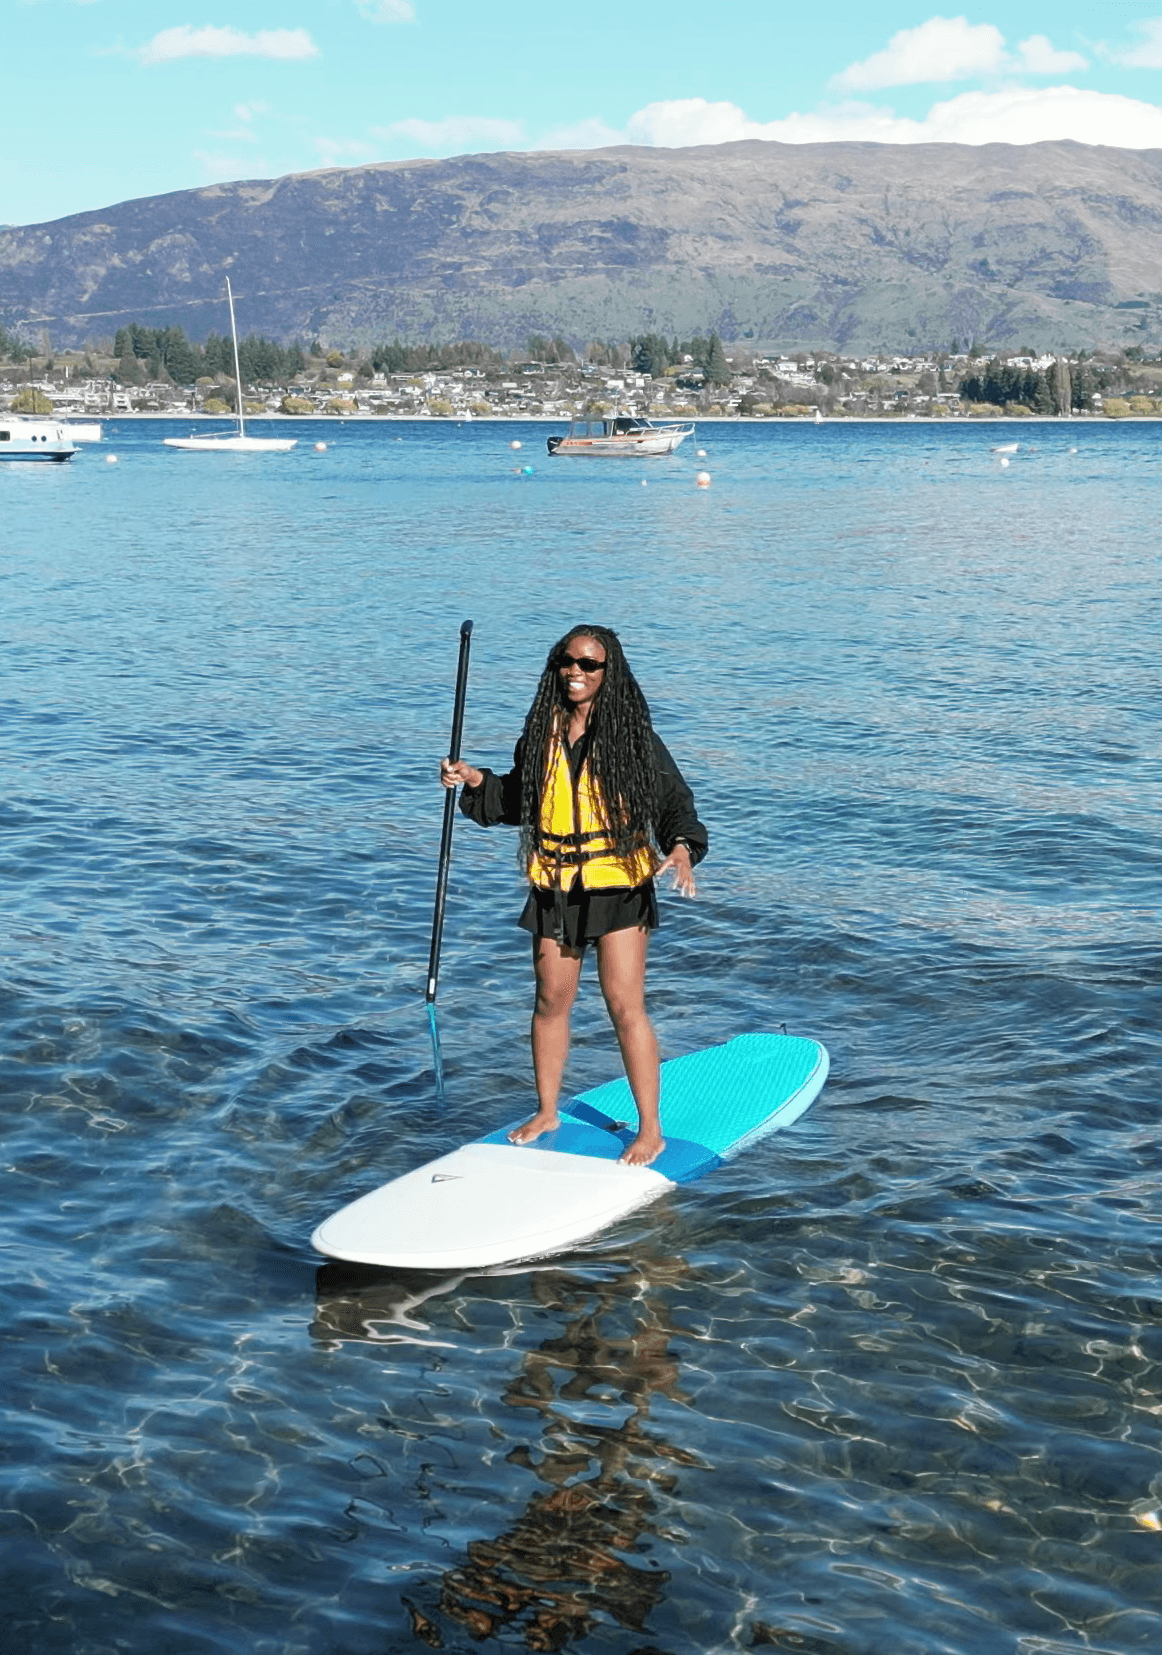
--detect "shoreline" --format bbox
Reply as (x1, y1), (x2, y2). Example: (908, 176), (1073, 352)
(52, 411), (1137, 425)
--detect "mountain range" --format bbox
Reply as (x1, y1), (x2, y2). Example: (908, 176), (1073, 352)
(4, 139), (1162, 355)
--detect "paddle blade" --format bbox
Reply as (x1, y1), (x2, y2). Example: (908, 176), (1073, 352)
(428, 1001), (445, 1101)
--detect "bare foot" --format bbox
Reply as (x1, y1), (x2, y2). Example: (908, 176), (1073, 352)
(619, 1134), (666, 1168)
(507, 1108), (560, 1145)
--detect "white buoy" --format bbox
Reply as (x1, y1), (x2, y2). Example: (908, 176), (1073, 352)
(314, 441), (327, 452)
(105, 454), (118, 464)
(696, 448), (707, 458)
(510, 440), (522, 450)
(696, 471), (711, 488)
(1000, 456), (1010, 468)
(641, 479), (648, 486)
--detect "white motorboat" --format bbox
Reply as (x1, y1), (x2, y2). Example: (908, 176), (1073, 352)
(164, 278), (296, 454)
(0, 419), (76, 461)
(58, 421), (103, 443)
(546, 415), (694, 457)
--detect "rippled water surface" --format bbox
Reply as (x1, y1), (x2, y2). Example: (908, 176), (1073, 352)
(2, 418), (1160, 1654)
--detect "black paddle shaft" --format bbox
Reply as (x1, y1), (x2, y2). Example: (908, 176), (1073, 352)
(426, 619), (474, 1005)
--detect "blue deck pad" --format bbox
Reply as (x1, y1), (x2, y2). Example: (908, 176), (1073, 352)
(483, 1033), (826, 1187)
(479, 1119), (723, 1183)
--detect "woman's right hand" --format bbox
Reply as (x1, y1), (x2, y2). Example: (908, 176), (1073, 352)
(440, 758), (484, 790)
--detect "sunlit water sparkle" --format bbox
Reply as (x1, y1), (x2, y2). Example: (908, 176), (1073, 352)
(1, 418), (1160, 1654)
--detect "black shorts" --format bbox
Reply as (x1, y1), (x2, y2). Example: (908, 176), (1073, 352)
(518, 880), (658, 948)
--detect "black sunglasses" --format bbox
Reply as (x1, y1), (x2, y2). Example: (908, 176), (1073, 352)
(558, 653), (606, 674)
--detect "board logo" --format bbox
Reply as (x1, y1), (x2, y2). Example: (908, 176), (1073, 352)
(431, 1174), (462, 1183)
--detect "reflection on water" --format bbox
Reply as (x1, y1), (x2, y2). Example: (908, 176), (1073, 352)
(317, 1258), (692, 1650)
(2, 419), (1161, 1653)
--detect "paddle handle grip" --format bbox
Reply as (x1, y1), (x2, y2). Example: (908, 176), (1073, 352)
(426, 620), (473, 1004)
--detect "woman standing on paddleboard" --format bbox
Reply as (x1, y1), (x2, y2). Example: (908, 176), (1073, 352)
(440, 625), (707, 1167)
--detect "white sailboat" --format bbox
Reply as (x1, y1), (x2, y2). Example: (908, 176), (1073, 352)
(164, 278), (296, 453)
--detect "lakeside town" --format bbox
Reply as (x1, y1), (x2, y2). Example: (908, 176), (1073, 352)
(5, 323), (1162, 421)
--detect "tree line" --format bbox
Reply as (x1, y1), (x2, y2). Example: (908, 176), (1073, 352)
(624, 331), (732, 384)
(111, 324), (306, 387)
(368, 339), (507, 373)
(954, 357), (1114, 414)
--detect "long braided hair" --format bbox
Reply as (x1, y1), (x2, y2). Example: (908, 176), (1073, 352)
(517, 625), (658, 868)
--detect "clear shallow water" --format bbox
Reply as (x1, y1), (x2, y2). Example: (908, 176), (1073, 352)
(1, 418), (1160, 1654)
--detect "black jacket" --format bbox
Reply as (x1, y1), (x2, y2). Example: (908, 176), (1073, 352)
(459, 731), (708, 865)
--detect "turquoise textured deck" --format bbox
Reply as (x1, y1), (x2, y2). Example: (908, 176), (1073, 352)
(483, 1033), (827, 1186)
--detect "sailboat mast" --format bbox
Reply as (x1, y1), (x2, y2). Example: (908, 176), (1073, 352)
(226, 277), (245, 440)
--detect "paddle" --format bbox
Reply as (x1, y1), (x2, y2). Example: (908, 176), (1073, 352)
(426, 619), (474, 1095)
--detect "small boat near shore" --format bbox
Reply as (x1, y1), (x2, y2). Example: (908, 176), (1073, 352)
(164, 278), (295, 455)
(547, 416), (694, 457)
(0, 419), (76, 461)
(165, 429), (296, 454)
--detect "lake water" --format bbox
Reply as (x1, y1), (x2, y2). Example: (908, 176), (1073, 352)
(2, 417), (1160, 1654)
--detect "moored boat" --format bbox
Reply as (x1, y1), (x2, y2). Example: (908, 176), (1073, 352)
(164, 277), (296, 455)
(547, 416), (694, 457)
(0, 419), (76, 461)
(164, 431), (298, 453)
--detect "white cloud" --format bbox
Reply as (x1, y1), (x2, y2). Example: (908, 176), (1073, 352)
(209, 102), (271, 142)
(136, 26), (319, 66)
(833, 17), (1006, 91)
(832, 16), (1088, 91)
(1016, 35), (1087, 76)
(617, 86), (1162, 150)
(1105, 18), (1162, 69)
(538, 116), (626, 150)
(623, 99), (764, 147)
(315, 136), (380, 167)
(375, 115), (525, 152)
(924, 85), (1162, 145)
(195, 149), (269, 182)
(356, 0), (416, 19)
(209, 125), (262, 142)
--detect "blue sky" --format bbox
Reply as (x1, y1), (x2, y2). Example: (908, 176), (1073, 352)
(8, 2), (1162, 225)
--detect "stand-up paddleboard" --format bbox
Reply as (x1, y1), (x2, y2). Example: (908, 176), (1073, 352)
(312, 1032), (828, 1270)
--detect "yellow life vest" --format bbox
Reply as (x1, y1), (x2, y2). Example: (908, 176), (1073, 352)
(527, 735), (656, 892)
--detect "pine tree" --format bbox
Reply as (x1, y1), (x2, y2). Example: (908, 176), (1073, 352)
(114, 353), (144, 386)
(202, 333), (227, 375)
(703, 332), (731, 385)
(130, 325), (157, 360)
(631, 333), (672, 376)
(161, 328), (200, 386)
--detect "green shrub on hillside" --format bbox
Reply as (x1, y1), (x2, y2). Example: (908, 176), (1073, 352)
(10, 387), (54, 414)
